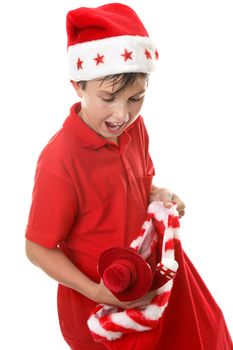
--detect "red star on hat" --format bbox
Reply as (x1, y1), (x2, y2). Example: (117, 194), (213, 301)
(77, 57), (83, 70)
(121, 49), (133, 62)
(144, 49), (152, 59)
(94, 53), (104, 65)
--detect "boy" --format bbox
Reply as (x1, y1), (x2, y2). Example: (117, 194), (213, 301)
(25, 4), (185, 350)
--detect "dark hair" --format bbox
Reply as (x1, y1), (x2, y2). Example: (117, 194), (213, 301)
(78, 72), (149, 95)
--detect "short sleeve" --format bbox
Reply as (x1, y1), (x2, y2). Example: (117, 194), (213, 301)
(25, 166), (78, 248)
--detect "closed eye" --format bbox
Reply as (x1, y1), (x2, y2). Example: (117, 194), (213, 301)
(100, 94), (145, 103)
(129, 96), (145, 102)
(102, 97), (115, 102)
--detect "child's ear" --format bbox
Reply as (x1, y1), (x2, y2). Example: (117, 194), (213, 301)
(70, 80), (83, 98)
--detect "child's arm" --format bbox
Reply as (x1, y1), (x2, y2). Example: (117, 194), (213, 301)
(26, 239), (98, 299)
(26, 240), (156, 309)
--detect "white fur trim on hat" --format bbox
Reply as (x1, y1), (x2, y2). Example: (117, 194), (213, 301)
(68, 35), (158, 81)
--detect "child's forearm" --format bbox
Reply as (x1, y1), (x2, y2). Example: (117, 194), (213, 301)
(25, 240), (146, 309)
(25, 237), (181, 311)
(25, 240), (98, 301)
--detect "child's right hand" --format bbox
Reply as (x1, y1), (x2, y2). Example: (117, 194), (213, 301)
(92, 279), (157, 309)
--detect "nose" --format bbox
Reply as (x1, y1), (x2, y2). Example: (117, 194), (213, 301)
(112, 103), (129, 123)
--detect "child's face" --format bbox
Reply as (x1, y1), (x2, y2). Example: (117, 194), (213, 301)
(72, 76), (147, 143)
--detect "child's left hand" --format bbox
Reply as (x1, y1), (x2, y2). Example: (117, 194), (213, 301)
(150, 185), (185, 218)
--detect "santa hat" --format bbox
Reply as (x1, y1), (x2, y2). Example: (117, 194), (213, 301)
(66, 3), (158, 81)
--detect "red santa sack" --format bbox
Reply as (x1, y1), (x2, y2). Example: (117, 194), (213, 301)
(102, 249), (233, 350)
(89, 202), (233, 350)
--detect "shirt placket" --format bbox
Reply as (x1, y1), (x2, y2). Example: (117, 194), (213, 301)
(119, 133), (138, 193)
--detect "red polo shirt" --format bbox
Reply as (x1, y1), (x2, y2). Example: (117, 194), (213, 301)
(25, 102), (155, 349)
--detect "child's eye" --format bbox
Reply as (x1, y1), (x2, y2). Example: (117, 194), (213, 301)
(101, 97), (115, 102)
(129, 96), (144, 102)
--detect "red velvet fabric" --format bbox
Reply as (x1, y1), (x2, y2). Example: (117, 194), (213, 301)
(101, 242), (233, 350)
(98, 247), (153, 301)
(66, 3), (149, 46)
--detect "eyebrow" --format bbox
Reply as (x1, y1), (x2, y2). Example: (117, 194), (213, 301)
(98, 89), (146, 97)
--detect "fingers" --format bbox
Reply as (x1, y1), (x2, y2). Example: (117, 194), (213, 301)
(178, 209), (185, 218)
(172, 193), (185, 218)
(160, 189), (174, 208)
(97, 280), (155, 309)
(120, 291), (156, 309)
(159, 190), (186, 218)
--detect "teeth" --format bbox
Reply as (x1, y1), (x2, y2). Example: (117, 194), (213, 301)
(110, 122), (123, 126)
(105, 117), (129, 132)
(108, 124), (122, 130)
(107, 116), (129, 127)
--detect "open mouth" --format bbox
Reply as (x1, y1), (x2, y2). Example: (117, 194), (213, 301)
(105, 116), (130, 133)
(105, 121), (127, 133)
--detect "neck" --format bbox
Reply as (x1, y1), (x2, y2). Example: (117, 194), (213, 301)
(106, 136), (119, 144)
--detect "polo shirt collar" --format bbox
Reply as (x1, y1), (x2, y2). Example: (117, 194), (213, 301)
(63, 102), (133, 150)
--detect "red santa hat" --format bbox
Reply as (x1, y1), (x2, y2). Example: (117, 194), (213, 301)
(66, 3), (158, 81)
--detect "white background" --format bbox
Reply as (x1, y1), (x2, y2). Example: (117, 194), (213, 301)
(0, 0), (232, 349)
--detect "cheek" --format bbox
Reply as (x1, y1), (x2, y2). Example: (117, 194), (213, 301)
(96, 101), (114, 118)
(130, 101), (144, 116)
(87, 96), (108, 112)
(88, 102), (111, 125)
(82, 97), (102, 116)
